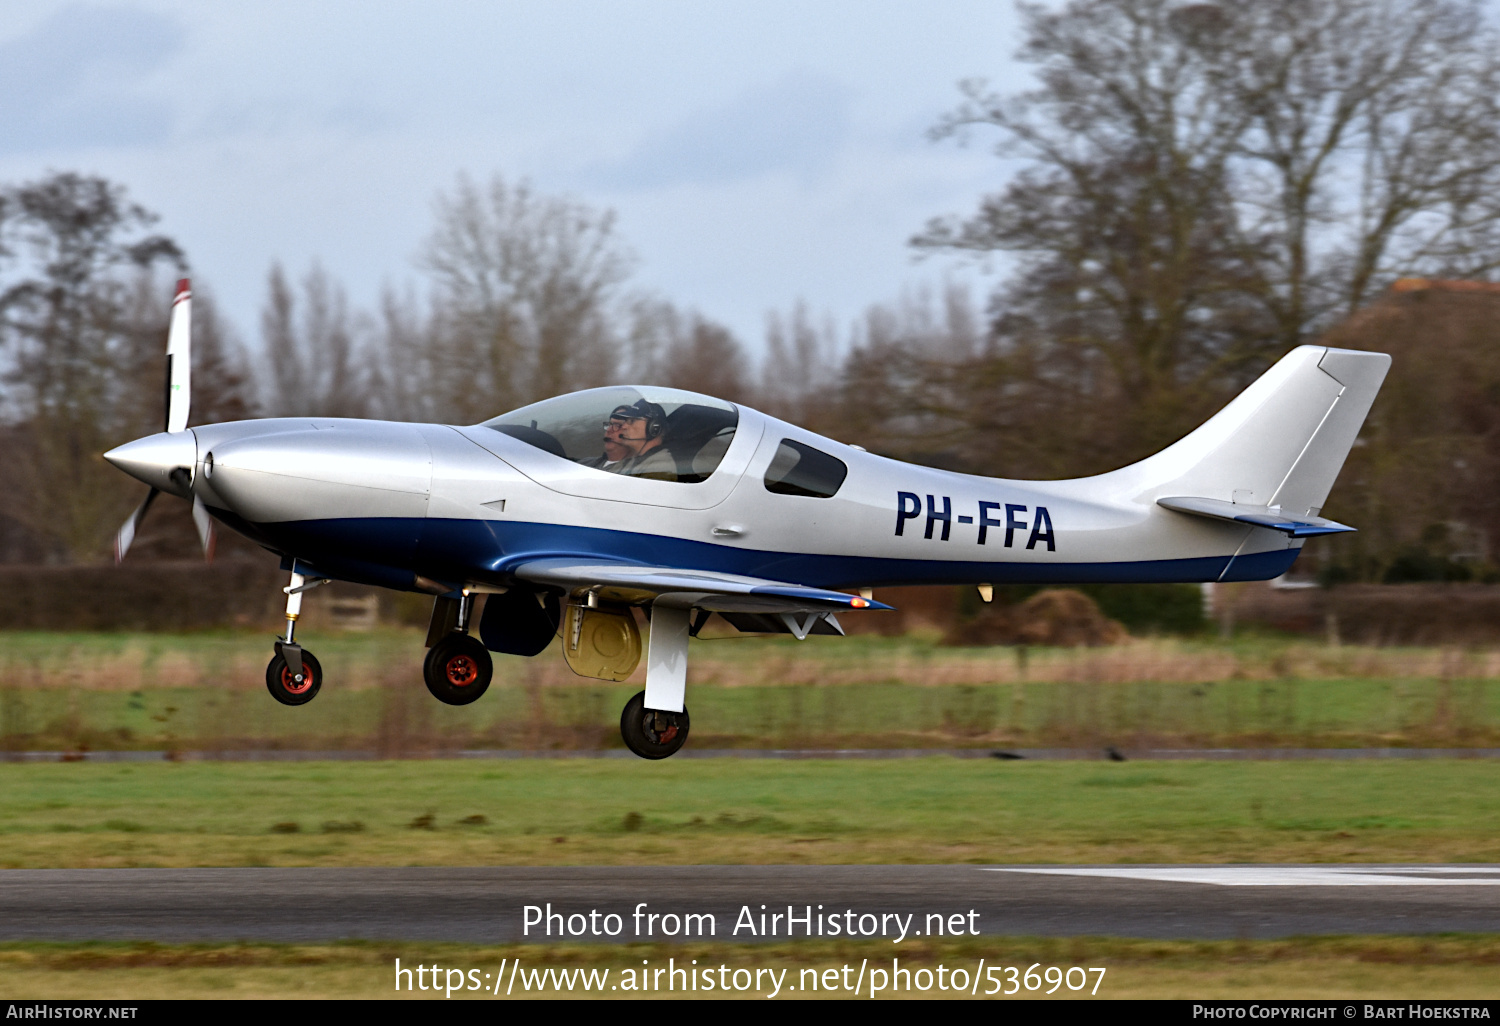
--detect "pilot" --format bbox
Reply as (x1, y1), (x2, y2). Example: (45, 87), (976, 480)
(583, 399), (677, 481)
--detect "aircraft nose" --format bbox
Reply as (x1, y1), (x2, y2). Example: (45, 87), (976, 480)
(103, 431), (198, 497)
(202, 423), (431, 524)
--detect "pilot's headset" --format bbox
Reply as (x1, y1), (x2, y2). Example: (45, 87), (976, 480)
(612, 400), (667, 440)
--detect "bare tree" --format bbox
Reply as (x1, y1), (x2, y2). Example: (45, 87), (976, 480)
(368, 281), (434, 422)
(1222, 0), (1500, 338)
(760, 300), (845, 431)
(617, 296), (680, 385)
(416, 175), (633, 422)
(260, 261), (372, 418)
(839, 285), (994, 468)
(622, 297), (750, 402)
(917, 0), (1500, 472)
(1310, 284), (1500, 583)
(0, 172), (182, 561)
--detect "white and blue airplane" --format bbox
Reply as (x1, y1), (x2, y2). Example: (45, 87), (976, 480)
(105, 280), (1390, 758)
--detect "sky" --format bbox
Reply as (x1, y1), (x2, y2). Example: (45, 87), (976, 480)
(0, 2), (1032, 355)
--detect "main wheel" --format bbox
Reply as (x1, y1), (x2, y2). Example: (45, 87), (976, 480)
(424, 633), (493, 705)
(619, 690), (690, 759)
(266, 649), (323, 706)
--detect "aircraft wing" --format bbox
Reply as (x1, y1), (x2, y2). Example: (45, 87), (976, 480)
(510, 557), (891, 614)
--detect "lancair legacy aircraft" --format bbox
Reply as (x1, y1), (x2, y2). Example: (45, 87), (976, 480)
(105, 280), (1389, 758)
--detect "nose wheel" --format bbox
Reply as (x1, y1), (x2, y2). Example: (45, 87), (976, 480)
(620, 690), (690, 759)
(424, 633), (494, 705)
(266, 646), (322, 705)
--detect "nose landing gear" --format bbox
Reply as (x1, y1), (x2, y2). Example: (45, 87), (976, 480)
(620, 690), (690, 759)
(267, 645), (323, 705)
(265, 568), (328, 707)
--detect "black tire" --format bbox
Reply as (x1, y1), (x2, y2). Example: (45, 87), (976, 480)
(266, 649), (323, 706)
(619, 690), (690, 759)
(424, 633), (493, 705)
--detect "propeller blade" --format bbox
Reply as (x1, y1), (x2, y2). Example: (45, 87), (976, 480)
(114, 488), (160, 565)
(191, 495), (217, 563)
(164, 278), (191, 433)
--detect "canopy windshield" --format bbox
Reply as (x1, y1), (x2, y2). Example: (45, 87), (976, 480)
(482, 387), (739, 484)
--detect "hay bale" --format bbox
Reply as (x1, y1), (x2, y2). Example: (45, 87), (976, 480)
(944, 588), (1127, 647)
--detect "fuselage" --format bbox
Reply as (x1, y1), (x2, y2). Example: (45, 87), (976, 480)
(106, 392), (1300, 596)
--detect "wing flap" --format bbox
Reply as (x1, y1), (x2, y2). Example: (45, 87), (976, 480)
(511, 557), (891, 613)
(1158, 496), (1355, 538)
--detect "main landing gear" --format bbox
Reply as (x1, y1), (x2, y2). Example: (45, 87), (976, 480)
(423, 591), (493, 706)
(266, 569), (328, 706)
(261, 574), (688, 759)
(620, 690), (690, 759)
(616, 604), (692, 759)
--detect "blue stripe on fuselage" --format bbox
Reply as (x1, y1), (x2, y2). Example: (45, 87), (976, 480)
(237, 514), (1300, 590)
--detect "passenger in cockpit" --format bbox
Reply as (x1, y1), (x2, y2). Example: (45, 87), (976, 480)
(582, 399), (678, 481)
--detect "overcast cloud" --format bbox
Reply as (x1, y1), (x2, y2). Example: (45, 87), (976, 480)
(0, 1), (1027, 356)
(0, 6), (180, 154)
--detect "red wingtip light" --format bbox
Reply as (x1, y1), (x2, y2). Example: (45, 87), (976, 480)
(850, 596), (869, 608)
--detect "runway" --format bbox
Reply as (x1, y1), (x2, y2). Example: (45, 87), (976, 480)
(1, 865), (1498, 943)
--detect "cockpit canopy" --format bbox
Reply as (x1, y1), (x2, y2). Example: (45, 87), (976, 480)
(482, 387), (740, 484)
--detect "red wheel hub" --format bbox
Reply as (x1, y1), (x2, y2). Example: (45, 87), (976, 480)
(280, 664), (314, 695)
(445, 655), (479, 687)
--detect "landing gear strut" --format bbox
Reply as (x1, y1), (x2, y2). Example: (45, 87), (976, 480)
(615, 603), (692, 759)
(266, 569), (327, 706)
(620, 690), (690, 760)
(424, 591), (493, 705)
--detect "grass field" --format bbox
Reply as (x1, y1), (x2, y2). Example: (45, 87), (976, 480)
(1, 758), (1498, 867)
(6, 634), (1499, 999)
(2, 936), (1498, 999)
(5, 630), (1500, 752)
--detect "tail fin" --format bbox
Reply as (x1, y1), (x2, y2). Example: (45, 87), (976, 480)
(1121, 345), (1390, 519)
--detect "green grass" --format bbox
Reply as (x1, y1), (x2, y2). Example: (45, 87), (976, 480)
(0, 758), (1498, 867)
(2, 936), (1499, 999)
(5, 629), (1500, 750)
(3, 677), (1499, 753)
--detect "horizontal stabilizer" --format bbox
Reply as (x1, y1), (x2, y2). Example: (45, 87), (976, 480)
(1158, 496), (1355, 538)
(511, 557), (892, 614)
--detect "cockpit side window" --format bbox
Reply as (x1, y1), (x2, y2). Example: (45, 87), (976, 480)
(482, 387), (739, 483)
(763, 439), (847, 498)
